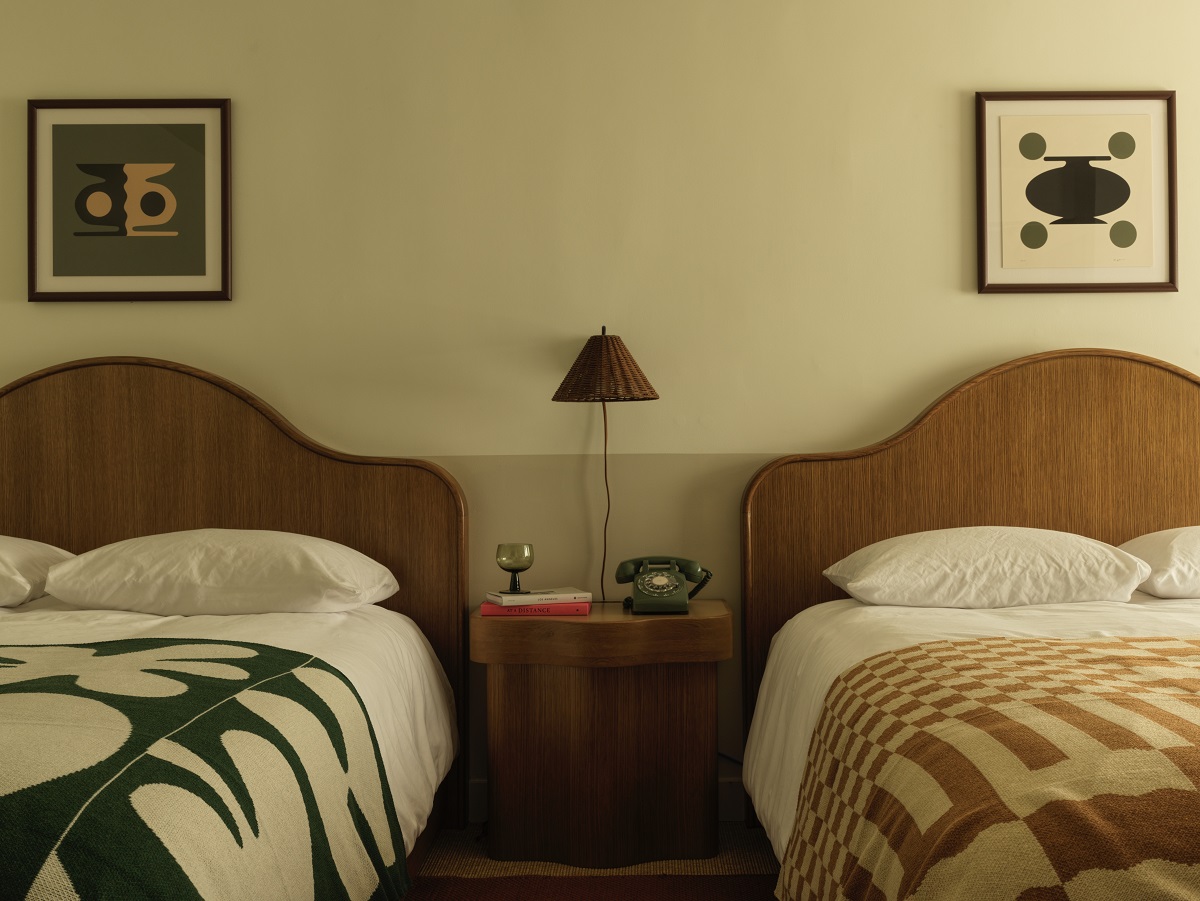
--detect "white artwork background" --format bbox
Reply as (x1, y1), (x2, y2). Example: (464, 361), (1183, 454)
(999, 114), (1152, 269)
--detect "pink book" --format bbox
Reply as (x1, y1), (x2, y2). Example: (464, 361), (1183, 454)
(480, 600), (591, 616)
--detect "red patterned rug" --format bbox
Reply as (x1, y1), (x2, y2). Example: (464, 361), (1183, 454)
(406, 874), (777, 900)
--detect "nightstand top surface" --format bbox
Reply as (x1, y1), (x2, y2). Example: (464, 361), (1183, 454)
(470, 598), (732, 667)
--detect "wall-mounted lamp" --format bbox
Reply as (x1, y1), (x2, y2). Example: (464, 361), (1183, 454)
(552, 326), (659, 600)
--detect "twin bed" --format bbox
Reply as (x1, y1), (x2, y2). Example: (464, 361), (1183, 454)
(741, 348), (1200, 900)
(0, 357), (467, 900)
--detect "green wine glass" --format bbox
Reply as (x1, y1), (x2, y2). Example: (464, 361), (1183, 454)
(496, 543), (533, 594)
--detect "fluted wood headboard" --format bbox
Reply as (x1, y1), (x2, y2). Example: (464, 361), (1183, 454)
(0, 356), (469, 827)
(741, 348), (1200, 735)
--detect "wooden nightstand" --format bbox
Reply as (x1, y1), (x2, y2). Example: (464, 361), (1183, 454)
(470, 599), (733, 868)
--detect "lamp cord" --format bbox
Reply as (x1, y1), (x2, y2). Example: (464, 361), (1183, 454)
(601, 401), (610, 602)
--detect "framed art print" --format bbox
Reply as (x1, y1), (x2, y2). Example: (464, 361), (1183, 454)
(28, 99), (231, 301)
(976, 91), (1176, 293)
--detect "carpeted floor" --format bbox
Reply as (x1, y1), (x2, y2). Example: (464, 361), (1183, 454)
(407, 823), (780, 899)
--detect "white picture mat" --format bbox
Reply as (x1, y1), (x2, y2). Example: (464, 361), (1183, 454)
(981, 96), (1172, 287)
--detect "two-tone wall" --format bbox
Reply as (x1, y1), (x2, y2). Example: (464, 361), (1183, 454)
(3, 1), (1199, 819)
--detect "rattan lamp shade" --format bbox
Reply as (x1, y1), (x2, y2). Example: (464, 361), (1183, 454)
(551, 327), (659, 403)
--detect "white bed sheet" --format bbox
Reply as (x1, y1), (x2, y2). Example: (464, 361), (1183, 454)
(0, 597), (457, 854)
(743, 592), (1200, 862)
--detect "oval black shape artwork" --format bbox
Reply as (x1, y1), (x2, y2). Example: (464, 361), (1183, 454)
(1025, 156), (1131, 225)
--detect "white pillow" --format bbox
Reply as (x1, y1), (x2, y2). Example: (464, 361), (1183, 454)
(1119, 527), (1200, 598)
(0, 536), (75, 607)
(824, 526), (1150, 608)
(45, 529), (398, 615)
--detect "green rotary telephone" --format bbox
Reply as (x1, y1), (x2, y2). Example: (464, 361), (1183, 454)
(615, 557), (713, 614)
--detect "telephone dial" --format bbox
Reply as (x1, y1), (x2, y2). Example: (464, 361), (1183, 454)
(615, 557), (712, 614)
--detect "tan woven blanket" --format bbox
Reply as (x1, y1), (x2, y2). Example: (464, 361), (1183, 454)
(776, 636), (1200, 901)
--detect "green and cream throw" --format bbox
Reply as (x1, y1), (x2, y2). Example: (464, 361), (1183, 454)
(1, 638), (409, 900)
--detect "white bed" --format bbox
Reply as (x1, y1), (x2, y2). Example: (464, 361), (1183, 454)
(745, 592), (1200, 862)
(0, 357), (469, 897)
(740, 349), (1200, 899)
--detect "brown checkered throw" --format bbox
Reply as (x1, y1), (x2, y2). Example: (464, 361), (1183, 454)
(776, 636), (1200, 900)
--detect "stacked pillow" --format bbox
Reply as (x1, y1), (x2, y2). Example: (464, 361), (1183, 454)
(1118, 527), (1200, 598)
(0, 536), (74, 607)
(824, 524), (1200, 608)
(2, 529), (397, 614)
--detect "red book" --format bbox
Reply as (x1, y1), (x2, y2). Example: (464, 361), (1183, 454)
(480, 600), (591, 616)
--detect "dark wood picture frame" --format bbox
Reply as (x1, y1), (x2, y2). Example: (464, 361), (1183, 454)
(28, 99), (231, 302)
(975, 91), (1176, 294)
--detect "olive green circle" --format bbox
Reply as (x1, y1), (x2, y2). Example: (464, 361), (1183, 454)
(1108, 132), (1136, 159)
(1021, 221), (1048, 249)
(1019, 132), (1047, 160)
(1110, 220), (1137, 248)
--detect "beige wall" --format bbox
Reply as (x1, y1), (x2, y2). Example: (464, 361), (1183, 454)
(3, 1), (1199, 817)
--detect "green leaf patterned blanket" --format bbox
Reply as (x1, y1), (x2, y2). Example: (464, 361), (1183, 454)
(0, 638), (409, 900)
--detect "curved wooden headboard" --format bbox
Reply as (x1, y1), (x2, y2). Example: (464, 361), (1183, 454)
(0, 356), (468, 827)
(742, 348), (1200, 734)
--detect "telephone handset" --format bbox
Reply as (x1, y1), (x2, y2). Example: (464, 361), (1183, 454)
(615, 557), (713, 614)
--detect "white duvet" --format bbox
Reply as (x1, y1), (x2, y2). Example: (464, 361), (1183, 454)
(0, 596), (457, 853)
(743, 592), (1200, 862)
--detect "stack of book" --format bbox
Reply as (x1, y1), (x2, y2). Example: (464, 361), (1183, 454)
(481, 587), (592, 616)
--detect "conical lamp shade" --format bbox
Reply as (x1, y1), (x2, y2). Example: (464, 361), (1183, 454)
(551, 328), (659, 402)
